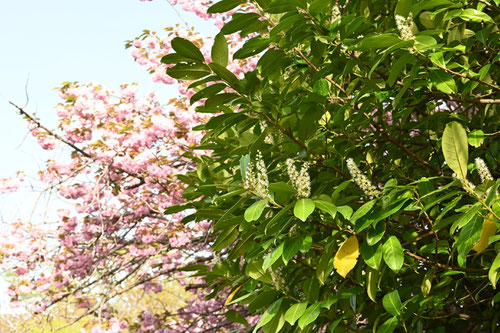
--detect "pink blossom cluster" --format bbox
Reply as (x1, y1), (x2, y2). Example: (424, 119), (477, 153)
(130, 27), (258, 92)
(0, 177), (21, 193)
(1, 0), (265, 331)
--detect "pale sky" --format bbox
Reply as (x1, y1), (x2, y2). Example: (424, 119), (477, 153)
(0, 0), (216, 313)
(0, 0), (216, 218)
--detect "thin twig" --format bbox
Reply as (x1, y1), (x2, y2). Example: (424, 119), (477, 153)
(404, 251), (487, 273)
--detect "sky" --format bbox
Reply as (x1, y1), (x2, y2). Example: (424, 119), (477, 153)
(0, 0), (216, 313)
(0, 0), (216, 219)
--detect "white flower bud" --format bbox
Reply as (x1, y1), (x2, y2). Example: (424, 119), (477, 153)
(346, 158), (380, 199)
(287, 159), (311, 198)
(475, 158), (494, 183)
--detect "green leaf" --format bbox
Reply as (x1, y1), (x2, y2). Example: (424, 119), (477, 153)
(262, 308), (285, 333)
(383, 290), (402, 316)
(283, 236), (304, 264)
(190, 83), (227, 104)
(161, 53), (189, 64)
(164, 201), (194, 214)
(303, 278), (320, 303)
(489, 252), (500, 289)
(244, 199), (269, 222)
(221, 13), (261, 35)
(263, 242), (284, 270)
(269, 182), (296, 195)
(265, 203), (293, 235)
(233, 37), (270, 59)
(395, 0), (412, 17)
(313, 79), (329, 97)
(442, 121), (468, 179)
(377, 316), (399, 333)
(294, 198), (315, 221)
(225, 310), (249, 326)
(316, 241), (336, 285)
(331, 180), (351, 203)
(459, 8), (493, 23)
(240, 154), (250, 181)
(254, 298), (283, 331)
(284, 302), (307, 325)
(211, 33), (229, 67)
(212, 225), (239, 252)
(337, 205), (353, 220)
(421, 271), (433, 296)
(207, 0), (243, 13)
(298, 302), (322, 329)
(167, 63), (211, 80)
(388, 52), (414, 87)
(367, 222), (386, 246)
(351, 200), (376, 224)
(456, 215), (483, 257)
(414, 35), (437, 51)
(361, 242), (383, 270)
(170, 37), (205, 62)
(383, 236), (404, 273)
(357, 34), (402, 50)
(313, 199), (337, 219)
(246, 260), (273, 284)
(367, 267), (379, 302)
(248, 291), (278, 312)
(468, 130), (484, 147)
(209, 62), (241, 90)
(450, 203), (481, 234)
(429, 69), (457, 94)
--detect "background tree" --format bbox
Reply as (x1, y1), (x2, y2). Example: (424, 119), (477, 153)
(1, 0), (499, 332)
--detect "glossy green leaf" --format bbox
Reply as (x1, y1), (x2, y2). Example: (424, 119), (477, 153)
(361, 242), (383, 270)
(367, 267), (379, 302)
(254, 298), (283, 331)
(456, 215), (483, 257)
(167, 63), (211, 80)
(221, 13), (261, 35)
(212, 225), (239, 252)
(190, 83), (227, 104)
(460, 8), (493, 22)
(489, 253), (500, 289)
(313, 199), (337, 219)
(298, 302), (322, 329)
(244, 199), (268, 222)
(442, 122), (468, 179)
(383, 290), (402, 316)
(170, 37), (205, 62)
(211, 33), (229, 67)
(468, 130), (484, 147)
(207, 0), (243, 14)
(225, 310), (249, 326)
(284, 302), (307, 325)
(294, 198), (315, 221)
(383, 236), (404, 273)
(429, 69), (457, 94)
(262, 242), (284, 270)
(377, 316), (399, 333)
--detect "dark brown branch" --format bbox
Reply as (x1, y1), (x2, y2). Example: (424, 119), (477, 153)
(294, 47), (348, 99)
(10, 101), (92, 158)
(404, 251), (487, 273)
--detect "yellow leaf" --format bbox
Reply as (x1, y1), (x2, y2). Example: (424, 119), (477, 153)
(334, 236), (359, 278)
(224, 285), (243, 306)
(473, 213), (497, 253)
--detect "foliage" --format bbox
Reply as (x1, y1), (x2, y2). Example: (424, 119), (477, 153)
(164, 0), (500, 331)
(1, 0), (499, 332)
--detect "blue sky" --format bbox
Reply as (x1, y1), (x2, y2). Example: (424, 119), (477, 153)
(0, 0), (216, 220)
(0, 0), (216, 312)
